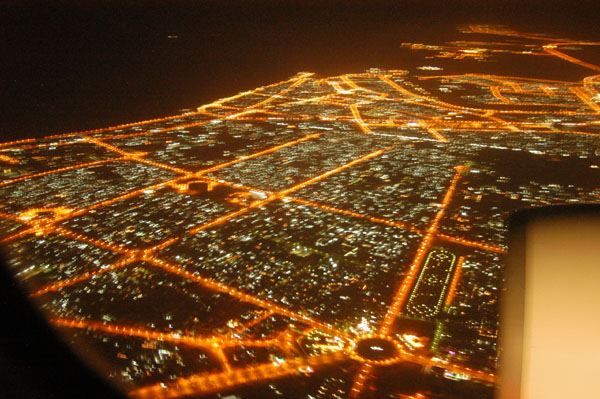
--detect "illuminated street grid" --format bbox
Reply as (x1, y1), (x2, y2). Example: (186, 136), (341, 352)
(2, 25), (600, 399)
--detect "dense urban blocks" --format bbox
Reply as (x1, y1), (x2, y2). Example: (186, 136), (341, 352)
(1, 24), (599, 399)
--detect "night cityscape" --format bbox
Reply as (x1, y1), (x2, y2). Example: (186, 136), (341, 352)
(1, 21), (600, 399)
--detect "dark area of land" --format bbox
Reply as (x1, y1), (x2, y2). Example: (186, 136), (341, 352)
(2, 0), (600, 141)
(0, 253), (125, 399)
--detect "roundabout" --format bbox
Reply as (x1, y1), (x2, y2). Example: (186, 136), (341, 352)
(349, 335), (404, 365)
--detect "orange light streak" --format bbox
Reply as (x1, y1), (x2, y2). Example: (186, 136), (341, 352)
(427, 166), (465, 234)
(82, 137), (140, 156)
(52, 317), (280, 350)
(142, 237), (181, 254)
(570, 86), (600, 113)
(0, 210), (26, 223)
(341, 75), (386, 97)
(0, 157), (124, 188)
(436, 233), (507, 254)
(288, 197), (421, 233)
(9, 139), (94, 152)
(380, 75), (426, 100)
(189, 148), (388, 234)
(490, 86), (513, 104)
(231, 310), (275, 335)
(278, 149), (387, 197)
(247, 77), (308, 109)
(144, 257), (348, 339)
(17, 207), (73, 222)
(424, 125), (449, 142)
(379, 232), (433, 336)
(419, 72), (582, 87)
(4, 132), (324, 249)
(0, 138), (37, 148)
(129, 352), (344, 399)
(76, 177), (187, 215)
(401, 351), (496, 383)
(49, 112), (215, 141)
(484, 113), (520, 132)
(198, 74), (311, 112)
(214, 347), (232, 372)
(84, 137), (190, 174)
(1, 209), (135, 254)
(30, 85), (308, 149)
(52, 226), (129, 254)
(193, 133), (321, 176)
(380, 75), (497, 118)
(197, 175), (267, 195)
(276, 94), (338, 107)
(31, 257), (135, 297)
(379, 166), (464, 335)
(188, 206), (260, 234)
(541, 85), (558, 96)
(0, 226), (37, 244)
(583, 74), (600, 97)
(339, 76), (362, 91)
(349, 363), (373, 398)
(445, 256), (465, 306)
(543, 44), (600, 73)
(329, 81), (352, 94)
(508, 82), (523, 93)
(221, 78), (309, 120)
(106, 119), (217, 140)
(0, 154), (20, 164)
(466, 24), (565, 42)
(350, 105), (371, 134)
(495, 108), (598, 115)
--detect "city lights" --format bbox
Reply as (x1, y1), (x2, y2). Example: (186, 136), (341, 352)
(1, 24), (599, 399)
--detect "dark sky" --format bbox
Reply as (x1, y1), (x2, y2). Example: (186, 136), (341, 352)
(2, 0), (600, 141)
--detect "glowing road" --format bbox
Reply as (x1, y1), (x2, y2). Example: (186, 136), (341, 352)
(2, 24), (600, 399)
